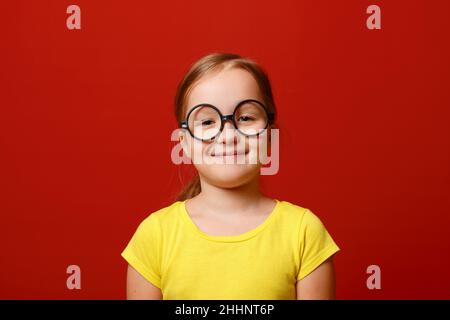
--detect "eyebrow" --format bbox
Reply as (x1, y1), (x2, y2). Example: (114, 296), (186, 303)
(189, 98), (263, 110)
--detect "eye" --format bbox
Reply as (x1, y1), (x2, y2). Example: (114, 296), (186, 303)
(201, 119), (215, 126)
(238, 115), (255, 122)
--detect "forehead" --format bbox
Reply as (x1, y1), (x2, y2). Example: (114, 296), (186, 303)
(186, 67), (262, 115)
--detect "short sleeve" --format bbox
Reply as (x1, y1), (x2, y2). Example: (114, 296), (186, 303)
(121, 214), (162, 288)
(297, 209), (340, 281)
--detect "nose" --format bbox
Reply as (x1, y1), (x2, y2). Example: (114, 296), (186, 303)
(216, 119), (238, 144)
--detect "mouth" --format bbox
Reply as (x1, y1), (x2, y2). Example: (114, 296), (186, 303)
(211, 150), (248, 157)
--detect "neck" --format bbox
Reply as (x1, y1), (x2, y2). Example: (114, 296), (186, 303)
(194, 174), (266, 216)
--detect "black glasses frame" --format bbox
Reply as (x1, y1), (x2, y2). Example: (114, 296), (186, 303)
(180, 99), (275, 142)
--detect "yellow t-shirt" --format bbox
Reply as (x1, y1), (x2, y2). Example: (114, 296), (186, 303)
(121, 199), (340, 300)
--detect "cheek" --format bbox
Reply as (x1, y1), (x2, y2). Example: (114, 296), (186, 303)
(246, 139), (259, 163)
(187, 139), (210, 162)
(247, 136), (270, 164)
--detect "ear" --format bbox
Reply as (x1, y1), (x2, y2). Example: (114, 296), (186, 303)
(179, 130), (192, 158)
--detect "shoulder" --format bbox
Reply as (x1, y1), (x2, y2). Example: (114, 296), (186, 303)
(278, 200), (309, 221)
(278, 200), (324, 230)
(135, 201), (181, 233)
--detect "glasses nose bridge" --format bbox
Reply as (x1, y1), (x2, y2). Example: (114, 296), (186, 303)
(220, 114), (236, 129)
(216, 113), (239, 143)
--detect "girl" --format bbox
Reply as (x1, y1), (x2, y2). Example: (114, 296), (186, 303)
(121, 53), (340, 300)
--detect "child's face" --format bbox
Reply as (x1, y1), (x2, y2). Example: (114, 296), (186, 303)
(180, 66), (268, 189)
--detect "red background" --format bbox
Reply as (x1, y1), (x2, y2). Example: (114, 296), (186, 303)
(1, 0), (449, 299)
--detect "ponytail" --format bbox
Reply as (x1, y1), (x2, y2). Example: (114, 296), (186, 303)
(176, 175), (201, 201)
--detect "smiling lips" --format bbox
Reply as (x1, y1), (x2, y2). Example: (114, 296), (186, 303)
(211, 150), (248, 157)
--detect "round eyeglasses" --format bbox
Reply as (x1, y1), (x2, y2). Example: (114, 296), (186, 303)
(180, 99), (275, 141)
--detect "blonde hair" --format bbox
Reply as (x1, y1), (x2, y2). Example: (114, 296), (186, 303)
(174, 52), (277, 201)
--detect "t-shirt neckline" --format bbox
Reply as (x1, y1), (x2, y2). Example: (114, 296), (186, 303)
(179, 199), (281, 242)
